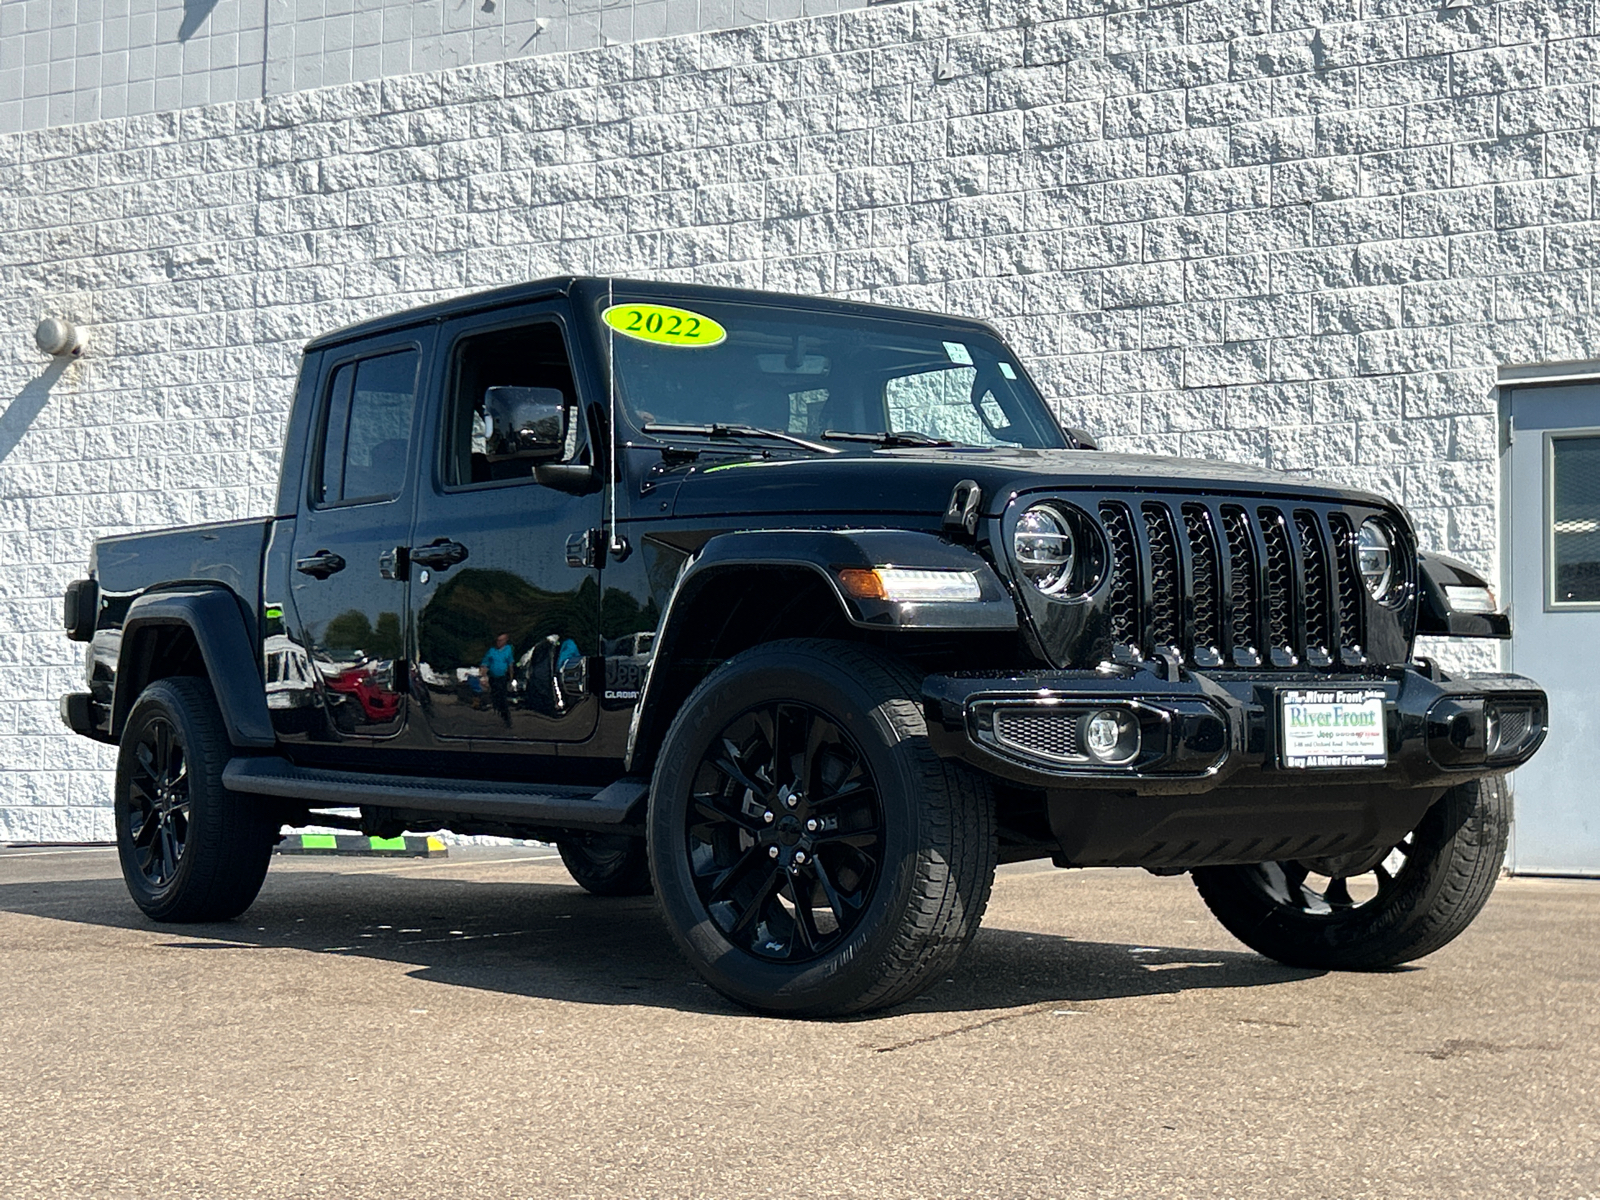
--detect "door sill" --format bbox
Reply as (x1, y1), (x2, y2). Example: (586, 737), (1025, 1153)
(223, 756), (648, 833)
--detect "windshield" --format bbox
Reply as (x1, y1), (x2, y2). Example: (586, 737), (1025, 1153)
(596, 294), (1068, 450)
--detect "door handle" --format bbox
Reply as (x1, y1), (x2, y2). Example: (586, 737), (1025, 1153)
(410, 538), (469, 571)
(295, 550), (346, 580)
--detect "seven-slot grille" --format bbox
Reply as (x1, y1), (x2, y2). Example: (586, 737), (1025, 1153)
(1092, 498), (1379, 670)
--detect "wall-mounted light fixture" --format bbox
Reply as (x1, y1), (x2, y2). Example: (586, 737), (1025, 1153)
(35, 317), (86, 357)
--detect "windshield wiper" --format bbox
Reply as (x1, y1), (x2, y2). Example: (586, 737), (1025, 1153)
(641, 423), (839, 454)
(822, 429), (957, 448)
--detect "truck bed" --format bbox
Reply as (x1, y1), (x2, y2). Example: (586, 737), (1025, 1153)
(91, 516), (274, 634)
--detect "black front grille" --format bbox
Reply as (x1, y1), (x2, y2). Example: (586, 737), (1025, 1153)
(1100, 502), (1139, 655)
(1221, 506), (1259, 666)
(1143, 504), (1180, 651)
(1294, 510), (1334, 666)
(1082, 496), (1391, 671)
(1258, 509), (1295, 666)
(1329, 512), (1363, 655)
(1183, 505), (1224, 667)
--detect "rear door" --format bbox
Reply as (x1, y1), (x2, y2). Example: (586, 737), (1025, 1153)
(1504, 383), (1600, 876)
(285, 330), (430, 743)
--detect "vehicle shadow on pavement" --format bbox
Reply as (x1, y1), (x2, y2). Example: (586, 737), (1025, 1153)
(0, 868), (1322, 1019)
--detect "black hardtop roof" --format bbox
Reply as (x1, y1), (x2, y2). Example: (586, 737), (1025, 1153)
(302, 277), (1003, 352)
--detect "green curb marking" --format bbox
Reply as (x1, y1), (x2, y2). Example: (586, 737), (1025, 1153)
(276, 834), (447, 858)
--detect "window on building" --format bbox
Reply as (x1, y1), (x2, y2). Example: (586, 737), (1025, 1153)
(1550, 433), (1600, 606)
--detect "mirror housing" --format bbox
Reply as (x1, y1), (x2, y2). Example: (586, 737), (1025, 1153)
(1415, 550), (1511, 639)
(534, 462), (599, 494)
(1065, 426), (1099, 450)
(484, 387), (567, 461)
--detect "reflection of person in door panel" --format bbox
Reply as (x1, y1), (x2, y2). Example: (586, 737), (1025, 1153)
(480, 633), (514, 727)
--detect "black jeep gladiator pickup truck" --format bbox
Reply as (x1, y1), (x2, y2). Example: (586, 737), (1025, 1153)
(61, 278), (1547, 1016)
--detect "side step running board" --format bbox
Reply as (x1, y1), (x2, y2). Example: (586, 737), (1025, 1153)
(222, 756), (649, 834)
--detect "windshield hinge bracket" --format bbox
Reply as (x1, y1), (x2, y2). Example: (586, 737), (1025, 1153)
(943, 479), (982, 540)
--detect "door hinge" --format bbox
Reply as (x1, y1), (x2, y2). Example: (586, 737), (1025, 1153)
(378, 546), (409, 581)
(566, 529), (603, 568)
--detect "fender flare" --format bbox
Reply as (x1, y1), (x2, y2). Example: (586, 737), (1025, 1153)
(112, 587), (277, 748)
(625, 528), (1016, 770)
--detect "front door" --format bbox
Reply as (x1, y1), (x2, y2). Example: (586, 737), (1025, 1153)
(286, 331), (429, 743)
(1505, 382), (1600, 876)
(408, 306), (602, 747)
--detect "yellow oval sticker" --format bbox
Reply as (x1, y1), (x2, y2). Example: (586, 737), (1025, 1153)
(602, 303), (727, 348)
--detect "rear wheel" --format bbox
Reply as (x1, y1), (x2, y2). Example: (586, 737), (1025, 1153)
(1192, 776), (1509, 969)
(648, 639), (997, 1017)
(114, 678), (279, 923)
(557, 833), (652, 896)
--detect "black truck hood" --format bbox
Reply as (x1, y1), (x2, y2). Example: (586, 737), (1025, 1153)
(667, 447), (1394, 520)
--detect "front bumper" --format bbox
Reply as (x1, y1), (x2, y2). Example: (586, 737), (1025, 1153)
(923, 663), (1546, 870)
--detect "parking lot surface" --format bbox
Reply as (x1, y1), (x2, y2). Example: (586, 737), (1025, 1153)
(0, 844), (1594, 1200)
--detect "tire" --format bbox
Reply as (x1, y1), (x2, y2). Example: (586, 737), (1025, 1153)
(114, 677), (279, 923)
(557, 832), (652, 896)
(648, 639), (997, 1017)
(1192, 775), (1509, 970)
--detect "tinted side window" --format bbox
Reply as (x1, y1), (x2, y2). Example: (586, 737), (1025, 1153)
(316, 349), (420, 506)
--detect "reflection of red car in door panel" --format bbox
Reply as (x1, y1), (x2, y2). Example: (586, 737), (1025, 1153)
(323, 666), (402, 724)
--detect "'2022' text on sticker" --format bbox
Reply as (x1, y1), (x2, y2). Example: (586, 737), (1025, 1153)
(602, 303), (727, 348)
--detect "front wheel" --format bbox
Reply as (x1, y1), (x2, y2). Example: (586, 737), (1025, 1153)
(648, 639), (997, 1018)
(1192, 776), (1509, 969)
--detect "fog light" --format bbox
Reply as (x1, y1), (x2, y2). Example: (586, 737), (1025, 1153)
(1083, 708), (1140, 765)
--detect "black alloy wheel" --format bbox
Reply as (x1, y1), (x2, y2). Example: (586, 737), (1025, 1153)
(686, 702), (884, 963)
(650, 639), (997, 1018)
(1193, 776), (1509, 970)
(115, 677), (279, 923)
(1251, 831), (1419, 917)
(126, 715), (191, 888)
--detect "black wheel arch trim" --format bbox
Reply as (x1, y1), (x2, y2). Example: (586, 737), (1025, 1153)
(111, 587), (276, 749)
(624, 528), (1016, 772)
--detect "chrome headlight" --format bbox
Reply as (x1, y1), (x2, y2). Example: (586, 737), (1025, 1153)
(1357, 517), (1402, 604)
(1014, 504), (1076, 594)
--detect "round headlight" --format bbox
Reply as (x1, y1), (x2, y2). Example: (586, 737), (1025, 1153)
(1357, 518), (1400, 603)
(1014, 505), (1075, 594)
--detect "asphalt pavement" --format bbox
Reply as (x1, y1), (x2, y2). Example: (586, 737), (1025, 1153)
(0, 844), (1594, 1199)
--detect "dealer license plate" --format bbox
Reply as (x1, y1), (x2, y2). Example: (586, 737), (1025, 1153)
(1279, 689), (1388, 769)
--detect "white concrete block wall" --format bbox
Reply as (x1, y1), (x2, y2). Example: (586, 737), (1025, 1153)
(0, 0), (868, 136)
(3, 0), (1595, 840)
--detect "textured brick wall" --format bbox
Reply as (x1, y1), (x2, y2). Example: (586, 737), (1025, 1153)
(0, 0), (866, 135)
(4, 0), (1595, 839)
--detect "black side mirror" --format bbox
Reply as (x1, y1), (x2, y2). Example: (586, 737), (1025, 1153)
(484, 386), (567, 461)
(1066, 426), (1100, 450)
